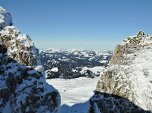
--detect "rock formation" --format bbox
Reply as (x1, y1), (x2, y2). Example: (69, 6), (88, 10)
(0, 6), (60, 113)
(0, 7), (12, 30)
(89, 31), (152, 113)
(0, 25), (41, 66)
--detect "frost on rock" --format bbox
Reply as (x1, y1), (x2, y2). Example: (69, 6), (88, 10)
(0, 26), (41, 66)
(0, 51), (60, 113)
(0, 6), (12, 30)
(89, 31), (152, 113)
(0, 6), (60, 113)
(0, 6), (41, 66)
(35, 65), (44, 73)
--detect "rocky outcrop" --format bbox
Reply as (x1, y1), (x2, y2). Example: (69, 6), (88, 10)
(0, 6), (12, 30)
(0, 6), (60, 113)
(0, 26), (41, 66)
(89, 31), (152, 113)
(0, 6), (40, 66)
(0, 51), (60, 113)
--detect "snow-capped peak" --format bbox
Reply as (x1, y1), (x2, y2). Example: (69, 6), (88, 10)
(121, 31), (152, 46)
(0, 6), (12, 29)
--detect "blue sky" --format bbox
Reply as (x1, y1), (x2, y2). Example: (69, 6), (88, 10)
(1, 0), (152, 50)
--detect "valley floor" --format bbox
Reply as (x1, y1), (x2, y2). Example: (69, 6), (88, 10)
(47, 77), (99, 113)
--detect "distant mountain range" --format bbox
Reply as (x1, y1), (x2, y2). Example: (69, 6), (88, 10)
(1, 6), (152, 113)
(40, 49), (112, 79)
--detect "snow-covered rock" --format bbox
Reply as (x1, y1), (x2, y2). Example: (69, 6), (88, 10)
(0, 6), (12, 30)
(89, 31), (152, 113)
(35, 65), (44, 72)
(0, 50), (60, 113)
(0, 6), (60, 113)
(0, 26), (41, 66)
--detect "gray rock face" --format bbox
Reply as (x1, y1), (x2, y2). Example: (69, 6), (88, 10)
(0, 6), (60, 113)
(89, 31), (152, 113)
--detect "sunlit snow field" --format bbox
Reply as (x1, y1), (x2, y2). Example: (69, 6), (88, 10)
(47, 77), (99, 113)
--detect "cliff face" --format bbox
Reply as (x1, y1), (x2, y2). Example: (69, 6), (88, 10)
(0, 6), (60, 113)
(89, 31), (152, 113)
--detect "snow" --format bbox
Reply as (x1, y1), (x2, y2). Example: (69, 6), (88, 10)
(17, 34), (29, 40)
(102, 33), (152, 111)
(0, 26), (18, 37)
(81, 51), (89, 57)
(0, 6), (12, 29)
(80, 66), (104, 75)
(99, 60), (107, 64)
(59, 102), (90, 113)
(126, 48), (152, 110)
(17, 34), (33, 47)
(0, 6), (61, 113)
(35, 65), (44, 72)
(51, 67), (59, 72)
(44, 48), (60, 53)
(0, 7), (7, 13)
(47, 77), (99, 113)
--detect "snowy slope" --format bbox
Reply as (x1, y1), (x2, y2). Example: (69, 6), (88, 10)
(47, 77), (99, 113)
(47, 77), (99, 106)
